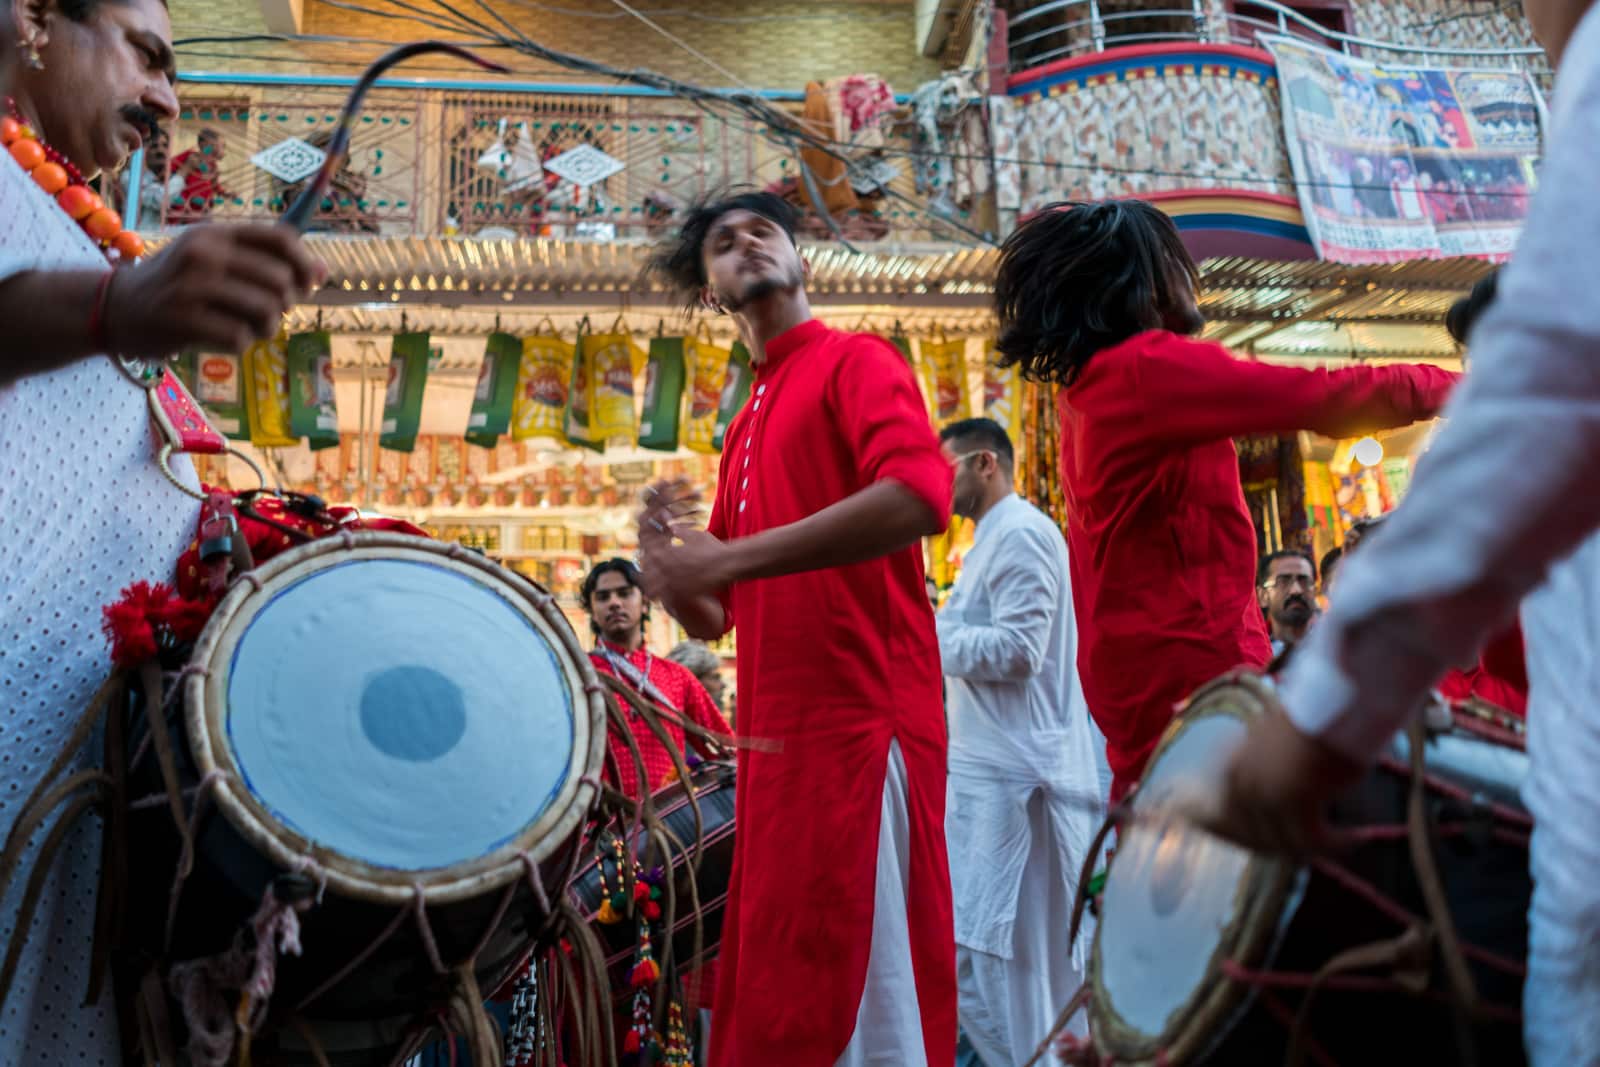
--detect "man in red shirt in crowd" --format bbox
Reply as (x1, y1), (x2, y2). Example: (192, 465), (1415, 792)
(581, 558), (732, 798)
(638, 191), (956, 1067)
(991, 199), (1460, 801)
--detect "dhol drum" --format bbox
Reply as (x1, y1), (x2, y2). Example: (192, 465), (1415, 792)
(568, 759), (737, 998)
(120, 533), (606, 1066)
(1083, 673), (1530, 1067)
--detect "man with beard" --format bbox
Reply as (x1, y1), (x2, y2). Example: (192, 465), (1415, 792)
(581, 558), (731, 799)
(936, 417), (1105, 1065)
(1258, 550), (1318, 657)
(0, 0), (318, 1060)
(637, 191), (956, 1067)
(991, 199), (1458, 801)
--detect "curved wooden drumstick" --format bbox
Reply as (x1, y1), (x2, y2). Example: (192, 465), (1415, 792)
(283, 41), (509, 232)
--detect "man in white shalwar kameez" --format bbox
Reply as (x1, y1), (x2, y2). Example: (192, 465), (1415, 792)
(1200, 2), (1600, 1063)
(1, 3), (317, 1059)
(936, 417), (1107, 1066)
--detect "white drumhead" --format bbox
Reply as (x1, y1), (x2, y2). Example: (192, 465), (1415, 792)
(1097, 712), (1256, 1038)
(224, 557), (575, 872)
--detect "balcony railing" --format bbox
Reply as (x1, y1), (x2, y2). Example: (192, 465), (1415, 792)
(1007, 0), (1552, 86)
(117, 77), (976, 246)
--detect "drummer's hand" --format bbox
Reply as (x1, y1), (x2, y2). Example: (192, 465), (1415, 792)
(106, 224), (326, 359)
(1193, 709), (1364, 858)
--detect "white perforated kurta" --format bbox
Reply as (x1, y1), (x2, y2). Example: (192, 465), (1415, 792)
(0, 153), (200, 1063)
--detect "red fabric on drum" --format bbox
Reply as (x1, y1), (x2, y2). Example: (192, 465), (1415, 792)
(172, 489), (428, 601)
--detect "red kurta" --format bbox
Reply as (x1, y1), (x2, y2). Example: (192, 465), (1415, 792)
(1437, 621), (1529, 717)
(1058, 330), (1459, 798)
(590, 641), (732, 800)
(705, 319), (956, 1066)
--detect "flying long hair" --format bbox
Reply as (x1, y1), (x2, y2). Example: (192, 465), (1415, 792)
(646, 189), (799, 314)
(993, 199), (1201, 386)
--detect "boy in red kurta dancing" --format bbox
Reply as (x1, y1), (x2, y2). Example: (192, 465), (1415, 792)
(992, 200), (1460, 801)
(581, 557), (733, 797)
(638, 192), (956, 1067)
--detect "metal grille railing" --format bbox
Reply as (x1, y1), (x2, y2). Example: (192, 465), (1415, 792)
(112, 80), (968, 246)
(1007, 0), (1553, 87)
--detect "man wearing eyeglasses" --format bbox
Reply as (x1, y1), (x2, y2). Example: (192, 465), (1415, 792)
(1257, 550), (1319, 657)
(936, 417), (1108, 1066)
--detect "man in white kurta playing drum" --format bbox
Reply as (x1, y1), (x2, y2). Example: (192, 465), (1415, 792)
(936, 416), (1109, 1065)
(0, 0), (317, 1059)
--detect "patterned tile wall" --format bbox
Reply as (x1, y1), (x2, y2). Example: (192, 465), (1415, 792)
(994, 63), (1293, 223)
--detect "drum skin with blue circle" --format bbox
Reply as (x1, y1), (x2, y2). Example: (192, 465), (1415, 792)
(121, 533), (605, 1065)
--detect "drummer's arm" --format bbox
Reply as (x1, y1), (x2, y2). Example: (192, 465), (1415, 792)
(1279, 101), (1600, 762)
(662, 592), (727, 643)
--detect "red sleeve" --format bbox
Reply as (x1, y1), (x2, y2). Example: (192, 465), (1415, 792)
(1132, 335), (1460, 445)
(1479, 620), (1529, 701)
(828, 335), (953, 528)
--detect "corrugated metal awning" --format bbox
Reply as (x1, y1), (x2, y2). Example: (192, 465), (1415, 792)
(155, 235), (1490, 355)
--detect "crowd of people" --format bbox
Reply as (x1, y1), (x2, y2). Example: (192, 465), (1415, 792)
(4, 0), (1600, 1063)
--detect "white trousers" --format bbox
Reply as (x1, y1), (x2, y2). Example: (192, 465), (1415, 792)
(836, 740), (928, 1067)
(955, 792), (1086, 1067)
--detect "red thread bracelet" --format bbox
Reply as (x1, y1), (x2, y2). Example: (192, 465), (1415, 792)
(88, 269), (116, 353)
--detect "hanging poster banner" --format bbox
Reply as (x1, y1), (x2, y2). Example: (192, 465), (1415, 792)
(712, 341), (754, 451)
(563, 323), (602, 452)
(585, 330), (645, 444)
(177, 350), (250, 441)
(244, 330), (298, 448)
(380, 331), (431, 453)
(639, 336), (687, 452)
(466, 331), (521, 448)
(286, 330), (340, 451)
(684, 338), (729, 455)
(918, 337), (971, 429)
(982, 348), (1022, 442)
(1267, 35), (1546, 263)
(511, 331), (574, 443)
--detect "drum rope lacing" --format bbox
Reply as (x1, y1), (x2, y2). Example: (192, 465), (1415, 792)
(2, 527), (724, 1066)
(1027, 708), (1523, 1067)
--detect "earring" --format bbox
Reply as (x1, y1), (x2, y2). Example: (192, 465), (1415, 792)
(21, 38), (43, 69)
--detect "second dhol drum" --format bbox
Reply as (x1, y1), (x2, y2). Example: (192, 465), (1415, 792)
(1085, 673), (1530, 1067)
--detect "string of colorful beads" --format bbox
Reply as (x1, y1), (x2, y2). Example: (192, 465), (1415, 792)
(2, 100), (145, 262)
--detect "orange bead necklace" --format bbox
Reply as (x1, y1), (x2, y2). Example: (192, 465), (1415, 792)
(2, 99), (146, 262)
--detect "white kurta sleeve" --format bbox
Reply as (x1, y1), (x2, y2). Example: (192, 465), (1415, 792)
(1279, 33), (1600, 762)
(937, 516), (1061, 682)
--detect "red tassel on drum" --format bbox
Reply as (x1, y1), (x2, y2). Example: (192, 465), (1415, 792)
(623, 1029), (642, 1054)
(102, 581), (170, 666)
(643, 900), (661, 922)
(629, 957), (660, 989)
(633, 879), (651, 903)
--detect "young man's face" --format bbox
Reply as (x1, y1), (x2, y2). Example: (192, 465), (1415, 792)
(589, 570), (644, 643)
(702, 208), (805, 312)
(1259, 556), (1316, 632)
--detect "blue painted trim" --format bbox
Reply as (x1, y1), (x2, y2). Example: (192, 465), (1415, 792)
(1010, 48), (1277, 99)
(176, 70), (912, 104)
(1170, 211), (1312, 244)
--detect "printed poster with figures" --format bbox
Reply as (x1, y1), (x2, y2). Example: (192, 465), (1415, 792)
(1266, 36), (1547, 263)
